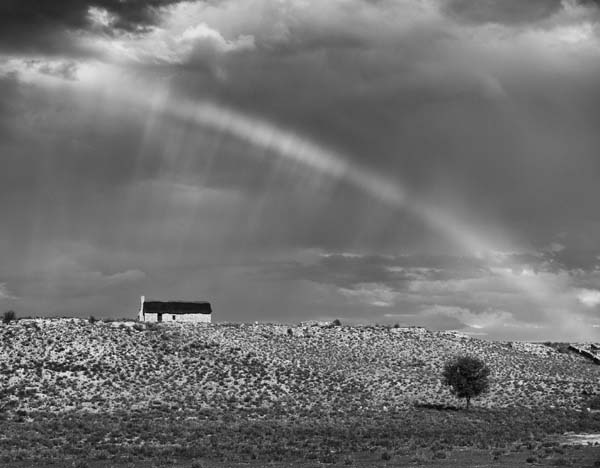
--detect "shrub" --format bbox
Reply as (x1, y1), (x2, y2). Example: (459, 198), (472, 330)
(380, 450), (391, 460)
(551, 458), (572, 466)
(543, 342), (571, 354)
(442, 355), (490, 409)
(588, 395), (600, 410)
(2, 310), (16, 324)
(88, 316), (97, 324)
(410, 450), (430, 463)
(71, 461), (89, 468)
(332, 319), (342, 326)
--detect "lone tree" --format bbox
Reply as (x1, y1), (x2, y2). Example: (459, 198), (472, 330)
(442, 355), (490, 409)
(2, 310), (16, 324)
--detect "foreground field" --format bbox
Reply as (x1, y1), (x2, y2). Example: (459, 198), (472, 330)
(4, 444), (600, 468)
(1, 319), (600, 466)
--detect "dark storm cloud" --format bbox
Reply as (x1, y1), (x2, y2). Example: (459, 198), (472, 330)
(441, 0), (600, 25)
(155, 0), (600, 257)
(1, 0), (600, 339)
(271, 249), (600, 295)
(0, 0), (185, 54)
(442, 0), (564, 25)
(272, 253), (491, 290)
(545, 249), (600, 273)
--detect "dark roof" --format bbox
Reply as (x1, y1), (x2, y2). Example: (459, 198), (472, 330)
(143, 301), (212, 315)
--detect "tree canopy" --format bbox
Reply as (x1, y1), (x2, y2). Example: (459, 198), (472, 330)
(442, 355), (490, 409)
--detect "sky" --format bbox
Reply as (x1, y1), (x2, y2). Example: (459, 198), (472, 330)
(1, 0), (600, 340)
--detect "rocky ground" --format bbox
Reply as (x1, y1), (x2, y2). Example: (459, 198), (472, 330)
(1, 319), (600, 466)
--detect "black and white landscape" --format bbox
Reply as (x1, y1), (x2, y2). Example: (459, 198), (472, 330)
(1, 1), (600, 467)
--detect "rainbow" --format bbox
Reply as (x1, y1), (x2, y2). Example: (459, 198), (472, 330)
(27, 64), (578, 332)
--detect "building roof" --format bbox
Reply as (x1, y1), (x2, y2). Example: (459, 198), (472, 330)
(143, 301), (212, 315)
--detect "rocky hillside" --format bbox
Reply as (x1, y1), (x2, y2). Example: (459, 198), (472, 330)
(2, 319), (599, 416)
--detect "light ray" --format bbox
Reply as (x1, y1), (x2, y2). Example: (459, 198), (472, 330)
(141, 91), (566, 322)
(26, 64), (579, 331)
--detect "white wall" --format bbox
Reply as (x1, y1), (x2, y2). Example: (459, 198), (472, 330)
(142, 313), (211, 323)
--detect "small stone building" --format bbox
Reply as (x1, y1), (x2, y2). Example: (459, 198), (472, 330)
(138, 295), (212, 323)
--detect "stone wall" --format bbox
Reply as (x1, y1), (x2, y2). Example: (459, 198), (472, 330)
(142, 312), (211, 323)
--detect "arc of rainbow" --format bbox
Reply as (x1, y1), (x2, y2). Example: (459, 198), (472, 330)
(34, 67), (567, 323)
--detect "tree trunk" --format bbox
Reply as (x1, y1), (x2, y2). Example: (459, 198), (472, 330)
(466, 396), (471, 410)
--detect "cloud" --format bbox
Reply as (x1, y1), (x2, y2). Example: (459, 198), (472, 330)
(338, 283), (398, 307)
(88, 7), (119, 29)
(577, 288), (600, 307)
(276, 253), (491, 289)
(34, 251), (147, 296)
(442, 0), (565, 25)
(0, 0), (184, 54)
(179, 23), (255, 54)
(263, 250), (599, 338)
(0, 58), (80, 80)
(0, 0), (600, 339)
(87, 20), (255, 66)
(442, 0), (600, 28)
(383, 305), (514, 332)
(421, 305), (513, 329)
(546, 248), (600, 272)
(0, 283), (16, 300)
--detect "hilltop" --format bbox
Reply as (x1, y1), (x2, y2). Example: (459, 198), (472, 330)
(2, 319), (599, 413)
(1, 319), (600, 466)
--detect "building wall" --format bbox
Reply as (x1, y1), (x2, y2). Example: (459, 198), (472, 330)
(141, 312), (211, 323)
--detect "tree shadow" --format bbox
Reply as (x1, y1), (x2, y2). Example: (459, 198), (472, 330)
(414, 402), (461, 411)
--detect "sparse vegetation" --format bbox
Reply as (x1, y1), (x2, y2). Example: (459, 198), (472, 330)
(0, 320), (599, 466)
(442, 355), (491, 409)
